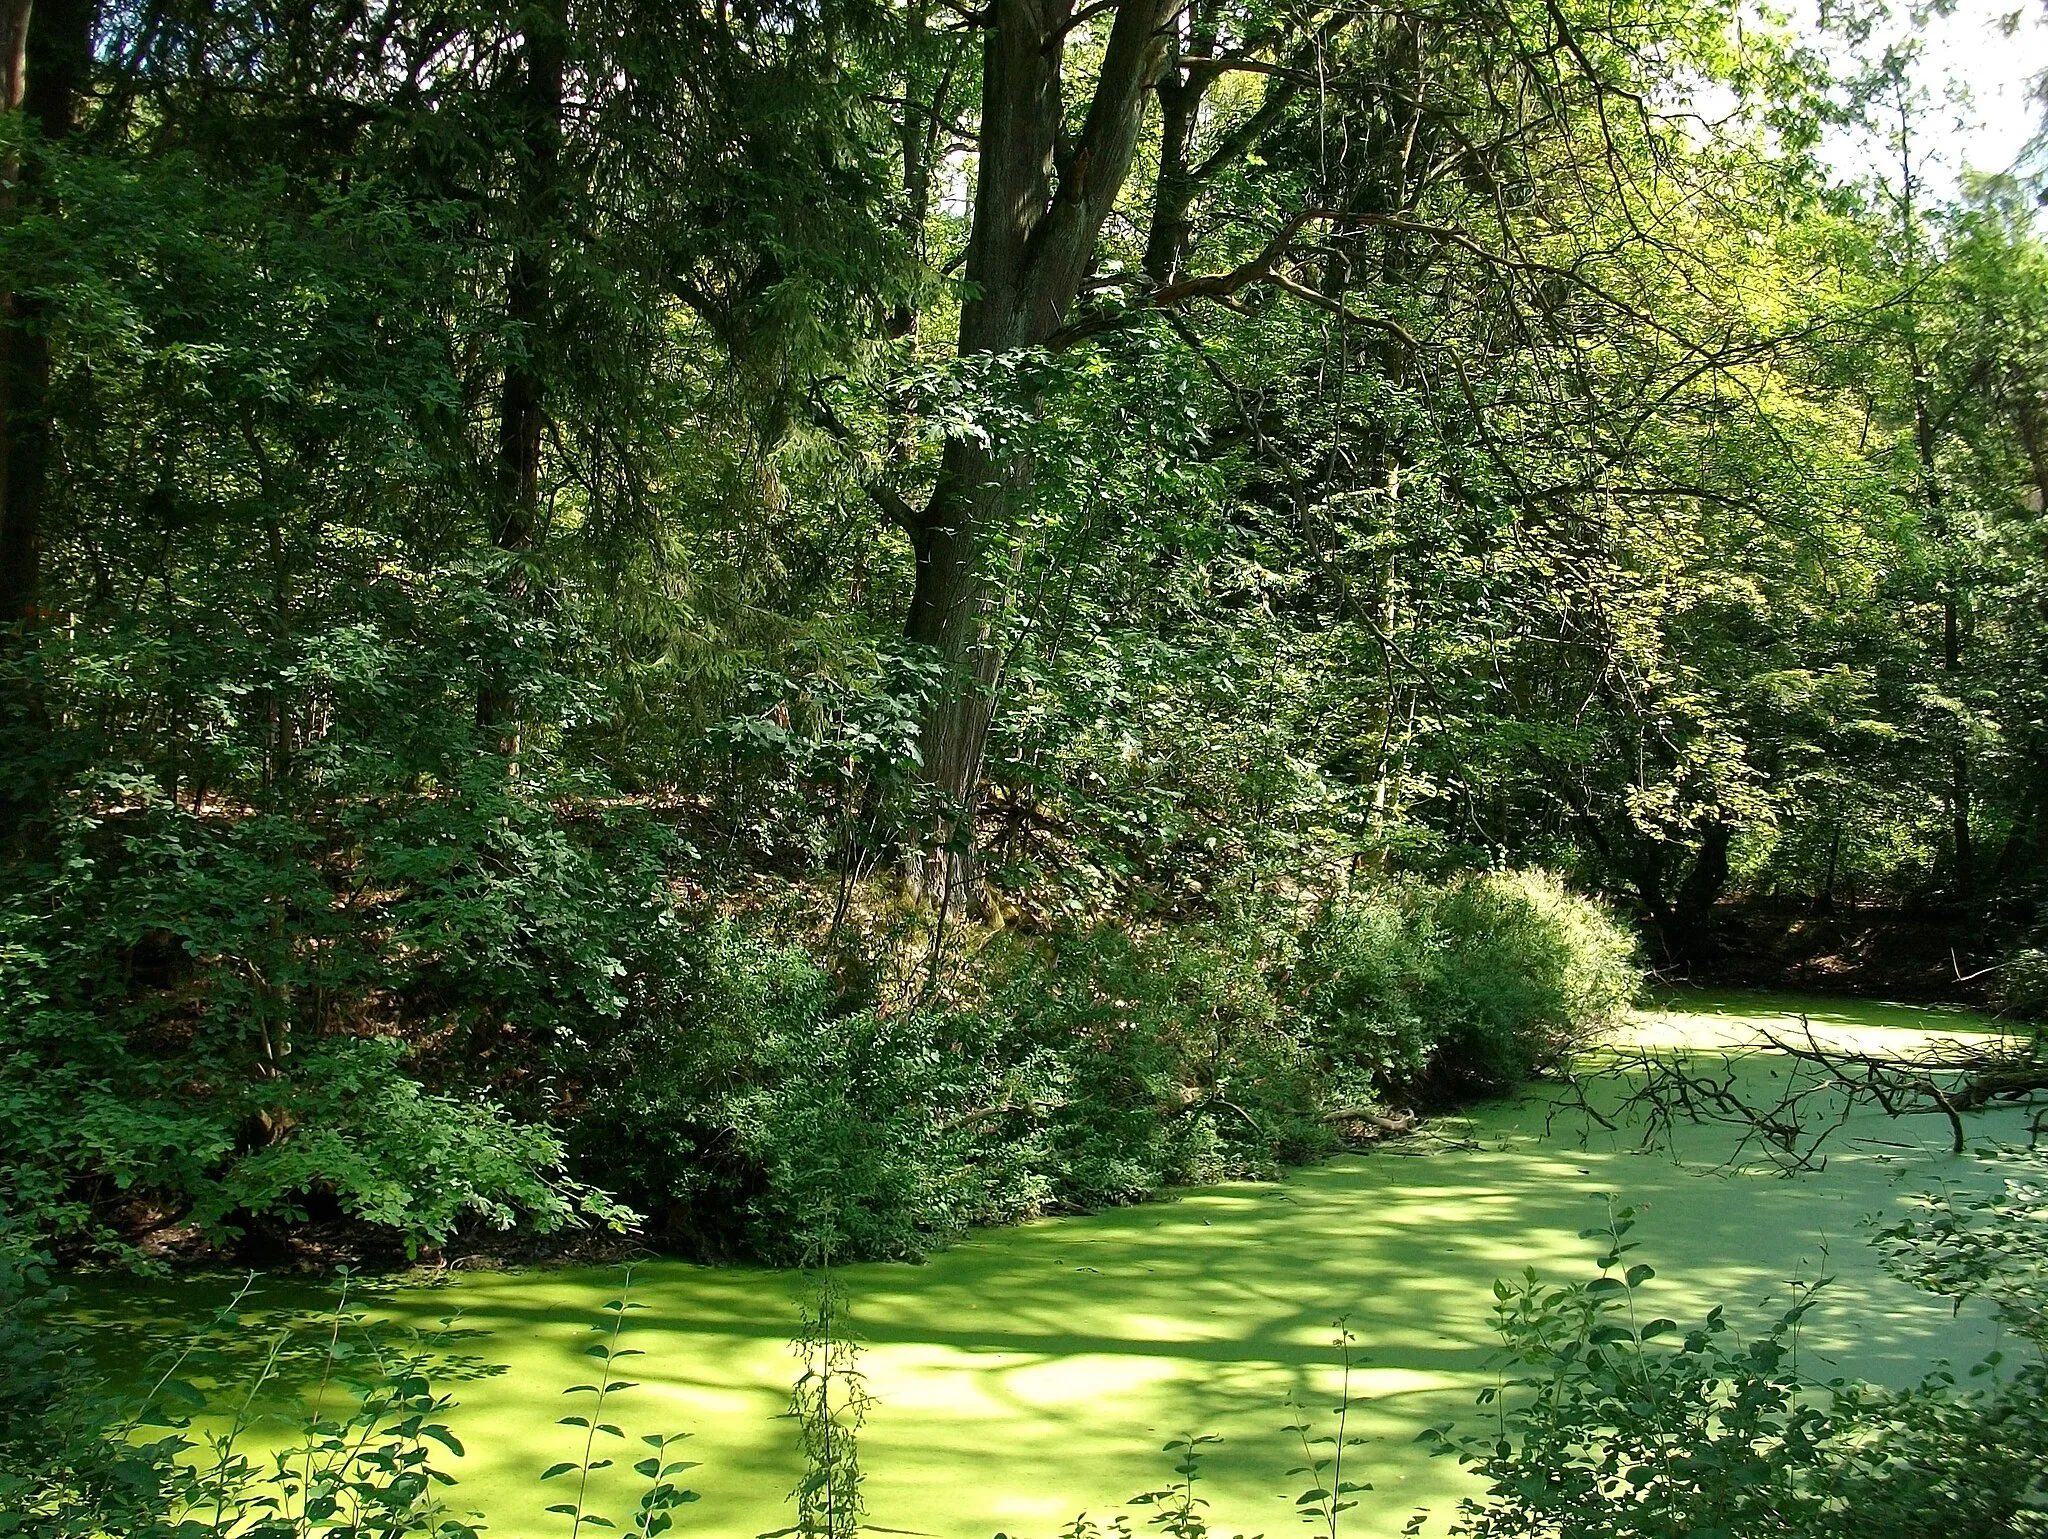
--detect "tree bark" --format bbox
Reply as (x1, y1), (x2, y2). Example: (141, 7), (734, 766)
(1139, 15), (1327, 288)
(1670, 819), (1732, 959)
(480, 0), (565, 750)
(901, 0), (1172, 892)
(0, 0), (91, 631)
(1139, 0), (1215, 285)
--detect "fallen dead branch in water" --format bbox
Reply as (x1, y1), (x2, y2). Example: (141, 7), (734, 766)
(1318, 1106), (1420, 1136)
(1551, 1014), (2048, 1171)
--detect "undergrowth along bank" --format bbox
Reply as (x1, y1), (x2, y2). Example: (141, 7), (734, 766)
(567, 867), (1640, 1263)
(0, 846), (1637, 1267)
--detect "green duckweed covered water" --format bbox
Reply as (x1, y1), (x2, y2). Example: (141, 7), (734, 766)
(67, 990), (2033, 1538)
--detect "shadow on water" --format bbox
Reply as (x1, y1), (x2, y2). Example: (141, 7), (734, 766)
(61, 1274), (511, 1401)
(66, 988), (2030, 1538)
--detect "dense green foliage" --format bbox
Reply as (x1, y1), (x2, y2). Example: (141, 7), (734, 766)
(551, 869), (1636, 1261)
(1428, 1174), (2048, 1538)
(1, 0), (2045, 1267)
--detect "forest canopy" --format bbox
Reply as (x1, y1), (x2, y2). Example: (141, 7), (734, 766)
(1, 0), (2045, 1263)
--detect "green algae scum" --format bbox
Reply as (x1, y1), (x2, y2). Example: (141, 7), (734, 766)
(66, 991), (2029, 1538)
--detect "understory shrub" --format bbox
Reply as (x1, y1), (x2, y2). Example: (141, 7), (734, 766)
(0, 757), (666, 1260)
(1419, 869), (1641, 1094)
(565, 920), (1025, 1262)
(1296, 869), (1639, 1102)
(568, 910), (1358, 1261)
(565, 869), (1638, 1263)
(979, 916), (1330, 1206)
(4, 731), (1635, 1265)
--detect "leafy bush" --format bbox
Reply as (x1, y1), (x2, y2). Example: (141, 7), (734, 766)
(1295, 870), (1638, 1101)
(1431, 1188), (2048, 1539)
(569, 908), (1364, 1261)
(563, 921), (998, 1262)
(218, 1039), (630, 1251)
(1418, 870), (1641, 1094)
(0, 757), (662, 1260)
(567, 872), (1636, 1263)
(1294, 887), (1441, 1095)
(981, 917), (1330, 1203)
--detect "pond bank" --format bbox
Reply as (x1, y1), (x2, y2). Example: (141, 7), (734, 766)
(69, 989), (2026, 1538)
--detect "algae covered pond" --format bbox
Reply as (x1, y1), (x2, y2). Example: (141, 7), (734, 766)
(69, 991), (2031, 1538)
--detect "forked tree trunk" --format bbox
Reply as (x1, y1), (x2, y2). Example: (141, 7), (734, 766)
(902, 0), (1172, 897)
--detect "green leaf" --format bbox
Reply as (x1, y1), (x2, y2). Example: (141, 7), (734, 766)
(422, 1426), (465, 1455)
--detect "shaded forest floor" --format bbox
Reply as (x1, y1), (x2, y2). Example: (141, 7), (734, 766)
(1681, 898), (2010, 1009)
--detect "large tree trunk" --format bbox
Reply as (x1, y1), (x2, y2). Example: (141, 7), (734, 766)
(480, 0), (565, 752)
(900, 0), (1172, 895)
(1668, 819), (1732, 962)
(0, 0), (90, 631)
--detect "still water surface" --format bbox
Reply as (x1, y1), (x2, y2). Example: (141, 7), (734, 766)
(71, 989), (2028, 1537)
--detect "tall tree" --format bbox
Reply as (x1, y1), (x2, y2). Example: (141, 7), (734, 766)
(0, 0), (91, 631)
(481, 0), (569, 752)
(898, 0), (1175, 896)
